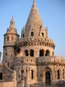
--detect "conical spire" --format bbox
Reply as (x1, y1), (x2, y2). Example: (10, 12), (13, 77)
(23, 0), (46, 39)
(33, 0), (36, 7)
(25, 0), (43, 29)
(7, 17), (17, 34)
(10, 17), (15, 29)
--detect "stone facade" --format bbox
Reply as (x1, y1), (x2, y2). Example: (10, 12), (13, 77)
(0, 0), (65, 87)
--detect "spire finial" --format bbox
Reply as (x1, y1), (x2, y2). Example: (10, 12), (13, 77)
(33, 0), (36, 6)
(11, 16), (14, 22)
(10, 16), (15, 29)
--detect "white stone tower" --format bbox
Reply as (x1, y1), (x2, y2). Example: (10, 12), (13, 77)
(21, 0), (55, 57)
(3, 18), (19, 68)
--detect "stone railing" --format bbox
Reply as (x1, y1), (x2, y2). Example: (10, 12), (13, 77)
(36, 56), (65, 65)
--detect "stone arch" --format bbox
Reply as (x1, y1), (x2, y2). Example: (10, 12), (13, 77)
(30, 49), (34, 57)
(25, 50), (28, 56)
(44, 67), (52, 85)
(41, 32), (44, 37)
(31, 70), (34, 79)
(45, 50), (50, 56)
(57, 69), (61, 79)
(31, 32), (34, 36)
(39, 49), (44, 57)
(0, 73), (3, 80)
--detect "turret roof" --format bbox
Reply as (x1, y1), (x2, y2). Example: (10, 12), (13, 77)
(25, 0), (44, 29)
(7, 17), (17, 34)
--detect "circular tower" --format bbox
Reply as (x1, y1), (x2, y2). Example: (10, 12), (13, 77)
(3, 18), (19, 67)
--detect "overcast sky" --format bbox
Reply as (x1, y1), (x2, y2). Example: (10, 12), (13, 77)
(0, 0), (65, 58)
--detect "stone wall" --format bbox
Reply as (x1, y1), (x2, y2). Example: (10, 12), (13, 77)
(0, 81), (16, 87)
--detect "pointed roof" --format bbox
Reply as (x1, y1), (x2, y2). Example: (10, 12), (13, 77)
(25, 0), (44, 29)
(7, 17), (17, 34)
(10, 17), (15, 29)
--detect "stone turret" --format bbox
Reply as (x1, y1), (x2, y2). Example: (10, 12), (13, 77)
(22, 0), (47, 38)
(3, 18), (19, 67)
(21, 0), (55, 57)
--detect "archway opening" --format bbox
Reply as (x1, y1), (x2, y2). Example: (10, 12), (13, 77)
(57, 70), (60, 79)
(30, 49), (34, 57)
(39, 49), (44, 57)
(31, 32), (34, 36)
(45, 50), (50, 56)
(31, 70), (34, 79)
(25, 50), (28, 56)
(45, 71), (51, 85)
(0, 73), (3, 80)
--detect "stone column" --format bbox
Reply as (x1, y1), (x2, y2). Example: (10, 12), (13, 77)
(44, 51), (46, 56)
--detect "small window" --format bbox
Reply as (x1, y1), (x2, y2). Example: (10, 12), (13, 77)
(45, 50), (50, 56)
(27, 59), (28, 62)
(40, 74), (43, 77)
(30, 49), (34, 57)
(0, 73), (3, 80)
(21, 70), (24, 73)
(40, 25), (42, 30)
(7, 36), (9, 41)
(42, 33), (44, 37)
(57, 70), (60, 79)
(39, 49), (44, 57)
(25, 50), (28, 56)
(6, 53), (7, 56)
(31, 70), (34, 79)
(31, 32), (34, 36)
(7, 63), (9, 66)
(21, 60), (23, 63)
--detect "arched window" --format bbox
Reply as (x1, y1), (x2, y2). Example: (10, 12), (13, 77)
(7, 36), (9, 41)
(31, 70), (34, 79)
(6, 53), (7, 56)
(31, 32), (34, 36)
(45, 50), (50, 56)
(30, 49), (34, 57)
(25, 50), (28, 56)
(0, 73), (3, 80)
(7, 63), (9, 66)
(42, 33), (44, 37)
(21, 69), (24, 73)
(40, 25), (42, 30)
(57, 70), (60, 79)
(39, 49), (44, 57)
(21, 69), (24, 79)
